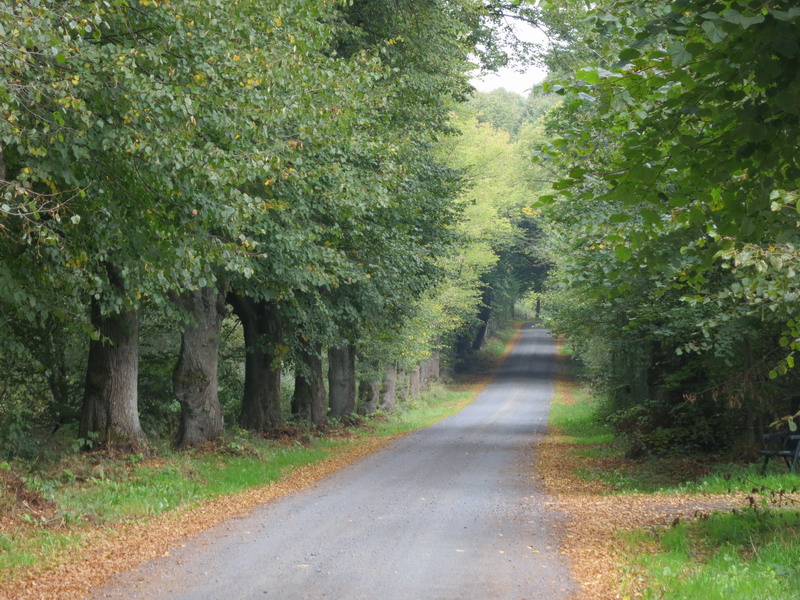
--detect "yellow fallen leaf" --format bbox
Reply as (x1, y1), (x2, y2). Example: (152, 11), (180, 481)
(298, 564), (309, 569)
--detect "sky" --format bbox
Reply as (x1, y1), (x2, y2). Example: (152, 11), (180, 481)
(469, 17), (550, 97)
(470, 61), (548, 97)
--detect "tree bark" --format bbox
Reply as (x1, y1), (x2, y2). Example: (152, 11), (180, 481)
(472, 289), (493, 350)
(379, 363), (398, 410)
(396, 366), (406, 400)
(80, 300), (146, 452)
(409, 366), (421, 399)
(173, 286), (226, 449)
(228, 293), (283, 432)
(419, 339), (440, 391)
(358, 376), (380, 416)
(429, 339), (441, 382)
(421, 358), (433, 391)
(46, 331), (72, 433)
(328, 344), (356, 417)
(292, 343), (326, 425)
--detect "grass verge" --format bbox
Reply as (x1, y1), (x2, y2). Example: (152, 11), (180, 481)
(626, 510), (800, 600)
(0, 330), (518, 598)
(539, 347), (800, 600)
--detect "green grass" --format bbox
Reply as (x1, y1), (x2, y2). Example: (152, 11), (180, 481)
(627, 511), (800, 600)
(0, 529), (81, 573)
(549, 387), (614, 447)
(549, 379), (800, 494)
(559, 342), (575, 356)
(671, 463), (800, 495)
(0, 380), (479, 578)
(368, 385), (474, 436)
(52, 444), (332, 525)
(483, 324), (518, 357)
(549, 373), (800, 598)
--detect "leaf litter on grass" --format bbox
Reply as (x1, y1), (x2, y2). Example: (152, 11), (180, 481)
(534, 345), (750, 599)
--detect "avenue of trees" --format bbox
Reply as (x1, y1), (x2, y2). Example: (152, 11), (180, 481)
(7, 0), (793, 462)
(532, 0), (800, 454)
(0, 0), (547, 457)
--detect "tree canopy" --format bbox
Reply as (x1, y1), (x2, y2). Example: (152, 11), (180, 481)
(532, 0), (800, 452)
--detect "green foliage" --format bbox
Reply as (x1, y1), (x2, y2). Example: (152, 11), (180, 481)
(0, 0), (557, 457)
(467, 89), (527, 137)
(533, 1), (800, 451)
(631, 511), (800, 600)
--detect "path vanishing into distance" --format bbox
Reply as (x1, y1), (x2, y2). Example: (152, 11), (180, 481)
(93, 325), (575, 600)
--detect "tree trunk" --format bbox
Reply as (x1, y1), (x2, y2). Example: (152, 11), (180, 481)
(396, 366), (407, 400)
(80, 300), (146, 452)
(429, 339), (441, 382)
(379, 363), (398, 410)
(421, 358), (433, 391)
(328, 344), (356, 418)
(358, 376), (380, 416)
(409, 366), (421, 399)
(293, 343), (326, 425)
(173, 286), (226, 449)
(46, 332), (72, 433)
(472, 289), (493, 350)
(228, 293), (283, 432)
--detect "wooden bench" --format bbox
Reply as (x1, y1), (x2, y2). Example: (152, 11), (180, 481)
(758, 432), (800, 475)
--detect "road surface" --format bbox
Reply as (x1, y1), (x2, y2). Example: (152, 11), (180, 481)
(93, 325), (574, 599)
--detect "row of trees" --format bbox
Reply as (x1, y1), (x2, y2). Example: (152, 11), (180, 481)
(0, 0), (545, 455)
(532, 1), (800, 453)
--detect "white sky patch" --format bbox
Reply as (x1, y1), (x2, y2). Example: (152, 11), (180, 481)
(470, 18), (550, 97)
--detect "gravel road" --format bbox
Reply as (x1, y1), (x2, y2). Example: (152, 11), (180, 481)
(93, 325), (575, 600)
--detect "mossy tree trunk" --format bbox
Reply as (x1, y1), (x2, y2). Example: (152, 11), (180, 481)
(358, 376), (380, 416)
(379, 363), (397, 410)
(292, 342), (327, 426)
(328, 344), (356, 418)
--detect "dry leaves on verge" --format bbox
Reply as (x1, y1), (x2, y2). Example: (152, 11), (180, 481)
(0, 435), (405, 600)
(535, 351), (745, 600)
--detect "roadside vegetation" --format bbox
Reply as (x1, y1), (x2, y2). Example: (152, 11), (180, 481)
(542, 348), (800, 600)
(0, 323), (518, 597)
(526, 4), (800, 595)
(5, 1), (800, 597)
